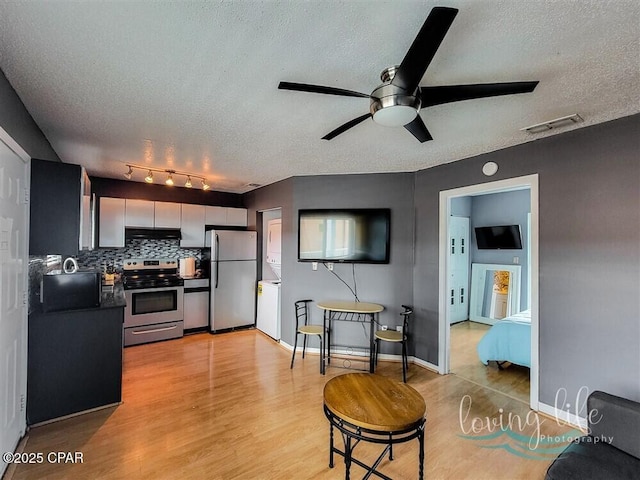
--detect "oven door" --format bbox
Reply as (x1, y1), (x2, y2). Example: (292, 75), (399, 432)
(125, 286), (184, 328)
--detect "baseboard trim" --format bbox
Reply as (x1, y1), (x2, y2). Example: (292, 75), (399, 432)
(538, 401), (587, 430)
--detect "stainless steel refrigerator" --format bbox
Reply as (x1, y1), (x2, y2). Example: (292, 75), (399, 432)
(206, 230), (257, 332)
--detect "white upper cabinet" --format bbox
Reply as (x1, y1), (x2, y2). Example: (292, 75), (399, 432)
(155, 202), (182, 228)
(125, 199), (154, 227)
(181, 204), (206, 247)
(205, 206), (248, 227)
(99, 197), (126, 247)
(226, 207), (248, 227)
(205, 206), (227, 225)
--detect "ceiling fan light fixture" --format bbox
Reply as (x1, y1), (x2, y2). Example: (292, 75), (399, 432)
(145, 170), (153, 183)
(370, 93), (421, 127)
(372, 105), (418, 127)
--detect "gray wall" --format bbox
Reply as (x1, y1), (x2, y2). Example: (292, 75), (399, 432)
(413, 114), (640, 407)
(246, 114), (639, 409)
(0, 68), (59, 161)
(245, 173), (415, 356)
(471, 190), (531, 309)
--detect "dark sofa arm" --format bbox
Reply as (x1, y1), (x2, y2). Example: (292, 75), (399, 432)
(588, 391), (640, 459)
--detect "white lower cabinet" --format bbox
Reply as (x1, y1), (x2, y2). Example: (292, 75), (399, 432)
(184, 279), (210, 330)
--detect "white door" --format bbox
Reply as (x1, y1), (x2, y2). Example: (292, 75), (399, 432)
(448, 216), (470, 324)
(0, 131), (29, 475)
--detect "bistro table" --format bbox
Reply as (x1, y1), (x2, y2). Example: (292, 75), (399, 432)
(323, 373), (427, 480)
(317, 301), (384, 374)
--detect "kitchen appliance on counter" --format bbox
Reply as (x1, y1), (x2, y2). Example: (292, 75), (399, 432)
(122, 258), (184, 346)
(206, 230), (257, 332)
(179, 257), (196, 278)
(41, 270), (102, 312)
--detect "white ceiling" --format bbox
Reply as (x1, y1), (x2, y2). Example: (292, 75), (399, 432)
(0, 1), (638, 193)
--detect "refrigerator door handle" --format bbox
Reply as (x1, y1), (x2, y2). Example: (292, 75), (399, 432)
(215, 234), (220, 289)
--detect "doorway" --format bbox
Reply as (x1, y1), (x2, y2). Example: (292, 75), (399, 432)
(438, 174), (539, 410)
(0, 127), (30, 475)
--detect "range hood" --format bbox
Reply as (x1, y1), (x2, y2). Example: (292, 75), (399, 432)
(125, 228), (182, 240)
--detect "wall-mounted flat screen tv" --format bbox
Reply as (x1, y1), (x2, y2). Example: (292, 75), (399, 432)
(475, 225), (523, 250)
(298, 209), (390, 263)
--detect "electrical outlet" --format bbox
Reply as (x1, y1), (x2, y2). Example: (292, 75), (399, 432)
(381, 325), (388, 331)
(312, 262), (318, 271)
(327, 262), (334, 271)
(396, 326), (403, 333)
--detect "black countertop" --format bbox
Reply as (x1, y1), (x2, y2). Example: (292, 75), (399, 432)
(100, 283), (127, 309)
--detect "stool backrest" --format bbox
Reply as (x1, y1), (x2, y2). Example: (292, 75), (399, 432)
(400, 305), (413, 334)
(295, 299), (313, 328)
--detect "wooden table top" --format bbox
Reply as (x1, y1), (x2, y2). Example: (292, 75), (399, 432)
(323, 373), (426, 431)
(317, 300), (384, 314)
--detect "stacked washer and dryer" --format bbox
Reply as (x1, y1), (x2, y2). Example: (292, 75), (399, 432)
(256, 218), (282, 340)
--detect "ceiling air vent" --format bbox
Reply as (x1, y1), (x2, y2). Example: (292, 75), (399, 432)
(520, 114), (583, 134)
(245, 183), (262, 188)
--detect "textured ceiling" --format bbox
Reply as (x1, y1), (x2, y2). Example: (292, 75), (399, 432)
(0, 1), (638, 193)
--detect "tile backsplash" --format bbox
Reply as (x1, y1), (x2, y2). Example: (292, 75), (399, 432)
(76, 238), (204, 272)
(28, 239), (206, 313)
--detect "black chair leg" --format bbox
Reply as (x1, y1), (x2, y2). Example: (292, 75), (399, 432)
(302, 335), (307, 359)
(319, 334), (324, 374)
(290, 332), (299, 369)
(401, 340), (407, 383)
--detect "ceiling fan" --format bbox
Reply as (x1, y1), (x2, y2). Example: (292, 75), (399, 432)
(278, 6), (538, 143)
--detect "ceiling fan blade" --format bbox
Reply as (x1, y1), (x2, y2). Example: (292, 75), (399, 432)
(322, 113), (372, 140)
(420, 81), (539, 107)
(278, 82), (369, 98)
(404, 115), (433, 143)
(392, 7), (459, 92)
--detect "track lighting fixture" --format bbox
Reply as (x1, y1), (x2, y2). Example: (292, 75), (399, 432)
(125, 164), (211, 191)
(124, 165), (133, 179)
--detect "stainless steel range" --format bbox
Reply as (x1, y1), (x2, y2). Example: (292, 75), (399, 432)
(122, 258), (184, 346)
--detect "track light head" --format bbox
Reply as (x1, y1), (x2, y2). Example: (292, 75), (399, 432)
(124, 165), (133, 179)
(185, 176), (192, 188)
(145, 170), (153, 183)
(165, 171), (174, 186)
(202, 179), (210, 191)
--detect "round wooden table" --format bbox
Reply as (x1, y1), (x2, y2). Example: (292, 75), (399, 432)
(323, 373), (426, 480)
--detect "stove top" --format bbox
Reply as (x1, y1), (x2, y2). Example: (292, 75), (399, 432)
(122, 258), (184, 290)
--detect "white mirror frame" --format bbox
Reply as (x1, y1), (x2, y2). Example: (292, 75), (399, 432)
(469, 263), (521, 325)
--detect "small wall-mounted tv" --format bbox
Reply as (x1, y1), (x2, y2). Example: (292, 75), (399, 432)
(298, 209), (390, 264)
(475, 225), (523, 250)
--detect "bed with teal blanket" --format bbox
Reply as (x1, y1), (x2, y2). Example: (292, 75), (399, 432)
(476, 309), (531, 368)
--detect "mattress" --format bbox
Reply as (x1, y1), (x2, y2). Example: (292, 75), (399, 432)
(476, 309), (531, 368)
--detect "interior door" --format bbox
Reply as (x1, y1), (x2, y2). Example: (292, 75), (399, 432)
(0, 132), (29, 474)
(448, 216), (470, 324)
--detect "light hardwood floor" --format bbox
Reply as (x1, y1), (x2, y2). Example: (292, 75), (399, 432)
(9, 330), (569, 480)
(450, 321), (530, 404)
